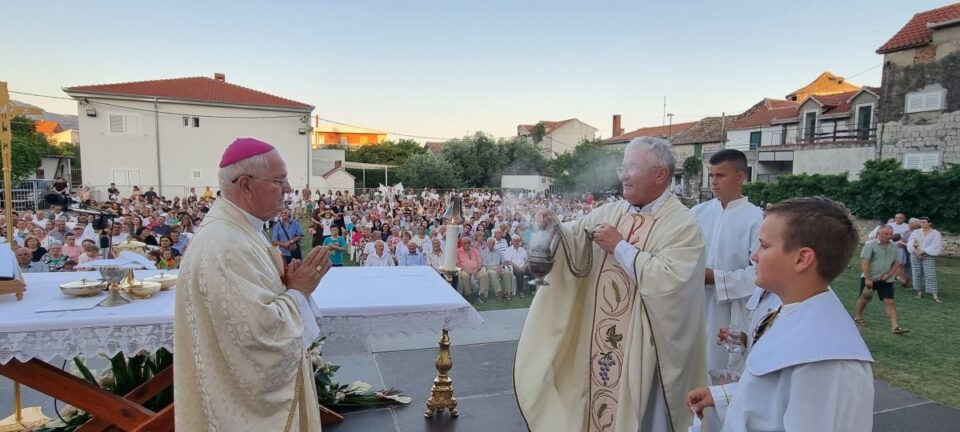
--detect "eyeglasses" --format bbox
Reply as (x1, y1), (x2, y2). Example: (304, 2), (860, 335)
(615, 164), (645, 176)
(231, 175), (289, 187)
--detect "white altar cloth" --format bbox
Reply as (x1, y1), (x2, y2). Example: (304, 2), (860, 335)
(0, 267), (483, 364)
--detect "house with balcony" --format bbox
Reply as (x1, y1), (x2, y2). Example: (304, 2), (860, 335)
(517, 118), (597, 157)
(876, 3), (960, 172)
(725, 72), (880, 181)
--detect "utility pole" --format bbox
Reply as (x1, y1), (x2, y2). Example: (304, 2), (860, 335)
(662, 96), (667, 126)
(667, 113), (674, 137)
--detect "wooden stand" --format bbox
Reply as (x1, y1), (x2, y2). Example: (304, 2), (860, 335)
(0, 359), (174, 431)
(424, 329), (458, 418)
(0, 278), (24, 301)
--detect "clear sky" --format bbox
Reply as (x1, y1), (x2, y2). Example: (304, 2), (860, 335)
(4, 0), (950, 141)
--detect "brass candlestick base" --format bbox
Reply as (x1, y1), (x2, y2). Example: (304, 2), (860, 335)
(425, 329), (458, 418)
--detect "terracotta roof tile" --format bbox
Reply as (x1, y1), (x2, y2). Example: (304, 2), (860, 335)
(877, 3), (960, 54)
(728, 99), (799, 130)
(672, 115), (744, 145)
(425, 141), (445, 152)
(785, 72), (860, 102)
(810, 90), (864, 115)
(603, 121), (698, 144)
(65, 76), (313, 110)
(519, 118), (578, 134)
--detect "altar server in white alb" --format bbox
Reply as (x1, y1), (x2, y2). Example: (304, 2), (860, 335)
(690, 149), (763, 374)
(687, 197), (875, 432)
(175, 138), (332, 431)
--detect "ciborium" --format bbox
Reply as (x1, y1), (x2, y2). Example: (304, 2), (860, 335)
(98, 267), (131, 307)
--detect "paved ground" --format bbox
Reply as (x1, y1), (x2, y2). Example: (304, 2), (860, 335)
(4, 309), (959, 431)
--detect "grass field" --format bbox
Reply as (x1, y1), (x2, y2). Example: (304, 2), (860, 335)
(300, 224), (959, 407)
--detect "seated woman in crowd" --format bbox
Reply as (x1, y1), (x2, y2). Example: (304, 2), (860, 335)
(61, 234), (85, 261)
(77, 244), (102, 265)
(41, 242), (68, 272)
(136, 227), (159, 246)
(25, 236), (47, 262)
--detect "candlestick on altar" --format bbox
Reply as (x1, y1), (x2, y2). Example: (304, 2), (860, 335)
(427, 194), (464, 419)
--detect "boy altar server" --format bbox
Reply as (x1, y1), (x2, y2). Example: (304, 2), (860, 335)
(691, 149), (763, 374)
(687, 197), (874, 431)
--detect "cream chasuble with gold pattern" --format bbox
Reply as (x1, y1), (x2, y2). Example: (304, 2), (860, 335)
(175, 198), (322, 431)
(515, 196), (706, 432)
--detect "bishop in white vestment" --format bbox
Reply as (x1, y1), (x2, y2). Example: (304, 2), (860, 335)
(175, 138), (330, 431)
(515, 137), (706, 432)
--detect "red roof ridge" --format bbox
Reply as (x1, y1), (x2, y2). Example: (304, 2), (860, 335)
(65, 76), (313, 110)
(877, 3), (960, 54)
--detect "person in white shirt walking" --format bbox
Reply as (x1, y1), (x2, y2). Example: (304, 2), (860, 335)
(908, 217), (943, 303)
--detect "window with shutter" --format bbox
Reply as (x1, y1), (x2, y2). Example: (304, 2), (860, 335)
(905, 90), (943, 113)
(903, 152), (940, 172)
(109, 115), (125, 134)
(125, 115), (139, 135)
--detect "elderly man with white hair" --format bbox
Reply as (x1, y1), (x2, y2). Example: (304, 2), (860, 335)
(481, 237), (514, 301)
(365, 240), (395, 267)
(175, 138), (332, 431)
(515, 136), (707, 432)
(399, 240), (428, 266)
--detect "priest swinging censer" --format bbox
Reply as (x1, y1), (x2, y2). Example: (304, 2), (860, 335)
(526, 217), (596, 287)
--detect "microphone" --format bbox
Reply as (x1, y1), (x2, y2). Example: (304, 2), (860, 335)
(45, 193), (118, 219)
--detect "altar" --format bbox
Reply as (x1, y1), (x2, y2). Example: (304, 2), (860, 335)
(0, 266), (483, 430)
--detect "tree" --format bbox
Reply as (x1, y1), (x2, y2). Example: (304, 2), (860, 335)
(531, 122), (547, 144)
(9, 116), (45, 183)
(498, 137), (546, 175)
(344, 139), (425, 165)
(547, 139), (623, 193)
(395, 153), (464, 189)
(440, 132), (506, 187)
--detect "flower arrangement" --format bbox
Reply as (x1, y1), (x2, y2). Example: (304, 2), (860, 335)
(310, 337), (411, 409)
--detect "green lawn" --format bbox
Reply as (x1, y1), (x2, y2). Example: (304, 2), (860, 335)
(833, 255), (960, 408)
(299, 222), (959, 407)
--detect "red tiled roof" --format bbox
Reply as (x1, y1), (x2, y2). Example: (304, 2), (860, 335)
(672, 115), (743, 145)
(729, 99), (799, 130)
(877, 3), (960, 54)
(425, 141), (445, 153)
(65, 76), (313, 110)
(809, 90), (863, 115)
(34, 120), (63, 135)
(603, 121), (698, 144)
(518, 118), (578, 134)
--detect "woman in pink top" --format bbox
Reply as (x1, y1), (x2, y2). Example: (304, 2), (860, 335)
(61, 234), (85, 261)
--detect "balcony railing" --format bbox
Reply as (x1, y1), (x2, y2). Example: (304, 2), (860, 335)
(802, 127), (876, 143)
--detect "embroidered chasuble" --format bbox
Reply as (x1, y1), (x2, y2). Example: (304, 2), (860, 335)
(515, 197), (706, 432)
(175, 198), (322, 431)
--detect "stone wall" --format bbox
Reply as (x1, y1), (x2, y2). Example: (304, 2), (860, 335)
(879, 110), (960, 165)
(853, 218), (960, 258)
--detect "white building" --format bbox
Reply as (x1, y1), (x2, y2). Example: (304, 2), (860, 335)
(517, 118), (597, 157)
(64, 73), (316, 198)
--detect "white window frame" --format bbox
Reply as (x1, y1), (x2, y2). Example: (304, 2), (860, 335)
(905, 90), (944, 114)
(107, 112), (140, 135)
(801, 109), (818, 140)
(902, 152), (941, 172)
(853, 103), (875, 129)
